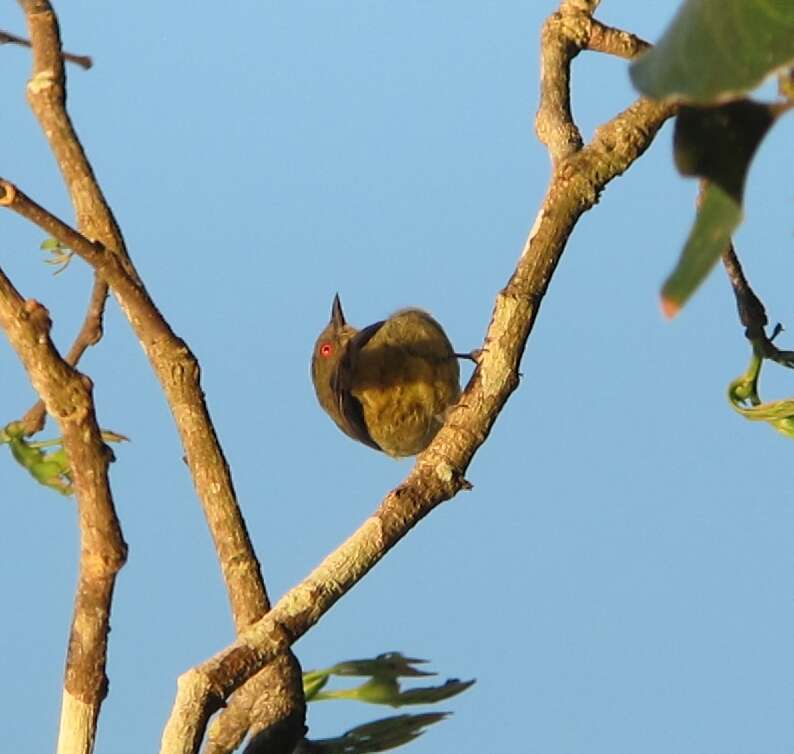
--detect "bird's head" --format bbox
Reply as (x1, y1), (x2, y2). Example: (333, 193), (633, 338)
(311, 294), (358, 419)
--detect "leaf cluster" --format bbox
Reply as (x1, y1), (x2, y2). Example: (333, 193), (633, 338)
(630, 0), (794, 314)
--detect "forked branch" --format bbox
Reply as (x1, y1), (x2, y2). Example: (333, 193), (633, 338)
(14, 1), (304, 751)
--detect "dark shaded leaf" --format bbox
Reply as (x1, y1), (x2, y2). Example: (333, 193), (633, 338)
(673, 100), (778, 200)
(309, 713), (448, 754)
(391, 679), (476, 706)
(661, 100), (783, 315)
(327, 654), (434, 679)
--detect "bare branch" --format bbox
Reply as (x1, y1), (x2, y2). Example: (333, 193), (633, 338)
(16, 0), (277, 620)
(536, 9), (585, 162)
(18, 1), (125, 255)
(0, 175), (305, 746)
(16, 0), (305, 745)
(0, 176), (273, 619)
(14, 2), (113, 431)
(536, 2), (651, 165)
(0, 267), (126, 754)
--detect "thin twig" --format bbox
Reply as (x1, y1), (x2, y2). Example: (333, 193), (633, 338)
(722, 243), (768, 340)
(585, 18), (649, 59)
(722, 244), (794, 368)
(693, 175), (794, 367)
(0, 27), (92, 68)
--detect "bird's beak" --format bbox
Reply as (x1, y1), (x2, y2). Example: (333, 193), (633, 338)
(331, 293), (346, 328)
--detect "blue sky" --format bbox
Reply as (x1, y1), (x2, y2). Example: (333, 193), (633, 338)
(3, 2), (794, 753)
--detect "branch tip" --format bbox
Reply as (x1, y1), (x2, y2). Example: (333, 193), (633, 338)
(0, 179), (16, 205)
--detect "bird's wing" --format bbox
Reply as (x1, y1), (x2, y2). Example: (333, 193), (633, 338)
(331, 320), (386, 451)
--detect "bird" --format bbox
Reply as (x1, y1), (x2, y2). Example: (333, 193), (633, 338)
(311, 294), (462, 457)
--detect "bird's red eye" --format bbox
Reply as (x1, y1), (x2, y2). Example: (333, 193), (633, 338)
(320, 343), (333, 358)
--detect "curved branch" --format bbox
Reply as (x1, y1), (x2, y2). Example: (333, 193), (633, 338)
(536, 1), (651, 165)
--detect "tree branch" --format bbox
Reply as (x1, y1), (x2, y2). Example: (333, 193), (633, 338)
(0, 173), (306, 750)
(17, 1), (305, 748)
(0, 173), (272, 619)
(18, 1), (125, 255)
(585, 18), (649, 59)
(0, 267), (126, 754)
(536, 1), (651, 165)
(15, 1), (113, 431)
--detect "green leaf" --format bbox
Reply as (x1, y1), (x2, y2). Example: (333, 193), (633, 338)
(728, 350), (794, 438)
(661, 100), (782, 315)
(312, 677), (401, 706)
(40, 237), (61, 250)
(0, 424), (129, 498)
(630, 0), (794, 104)
(1, 422), (72, 496)
(390, 678), (476, 706)
(312, 675), (476, 708)
(326, 653), (434, 679)
(39, 236), (75, 274)
(302, 670), (330, 701)
(661, 183), (741, 317)
(310, 713), (448, 754)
